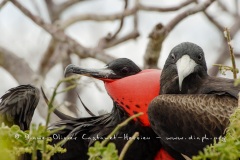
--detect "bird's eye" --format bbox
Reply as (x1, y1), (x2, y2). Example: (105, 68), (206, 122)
(121, 67), (129, 74)
(171, 54), (175, 60)
(198, 55), (202, 60)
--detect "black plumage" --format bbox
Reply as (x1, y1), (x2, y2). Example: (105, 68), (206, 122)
(0, 85), (39, 130)
(50, 104), (161, 160)
(50, 58), (163, 160)
(148, 42), (240, 157)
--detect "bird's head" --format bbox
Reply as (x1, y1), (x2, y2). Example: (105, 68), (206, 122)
(161, 42), (208, 94)
(65, 58), (161, 126)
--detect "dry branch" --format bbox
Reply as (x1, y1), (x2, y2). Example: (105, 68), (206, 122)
(96, 0), (140, 50)
(144, 0), (216, 69)
(203, 11), (223, 32)
(0, 46), (35, 84)
(0, 0), (8, 9)
(209, 18), (240, 76)
(110, 0), (128, 40)
(60, 7), (138, 29)
(138, 0), (194, 12)
(10, 0), (115, 64)
(60, 0), (195, 29)
(0, 46), (62, 122)
(38, 39), (58, 76)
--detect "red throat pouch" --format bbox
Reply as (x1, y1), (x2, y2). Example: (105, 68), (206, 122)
(104, 69), (161, 126)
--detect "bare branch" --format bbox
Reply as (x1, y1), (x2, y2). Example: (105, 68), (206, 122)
(97, 30), (139, 50)
(10, 0), (115, 64)
(61, 46), (79, 116)
(57, 0), (85, 15)
(235, 0), (239, 15)
(46, 0), (87, 22)
(0, 0), (8, 9)
(60, 0), (195, 29)
(144, 0), (216, 69)
(209, 18), (240, 76)
(144, 24), (164, 69)
(166, 0), (215, 33)
(96, 0), (139, 50)
(139, 0), (194, 12)
(60, 7), (138, 29)
(235, 53), (240, 58)
(38, 39), (58, 76)
(203, 11), (223, 32)
(0, 46), (35, 84)
(217, 0), (238, 16)
(45, 0), (56, 22)
(110, 0), (128, 40)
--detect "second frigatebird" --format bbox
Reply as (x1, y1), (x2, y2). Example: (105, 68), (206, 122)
(148, 42), (240, 157)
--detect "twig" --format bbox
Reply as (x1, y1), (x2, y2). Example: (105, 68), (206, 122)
(110, 0), (128, 40)
(97, 0), (140, 50)
(0, 0), (8, 9)
(224, 28), (237, 79)
(144, 0), (215, 69)
(166, 0), (215, 33)
(101, 112), (143, 147)
(139, 0), (194, 12)
(119, 132), (139, 160)
(38, 39), (58, 76)
(213, 64), (239, 76)
(10, 0), (115, 64)
(42, 75), (80, 160)
(235, 53), (240, 58)
(96, 0), (137, 49)
(60, 7), (138, 29)
(209, 18), (240, 76)
(217, 0), (237, 16)
(57, 0), (86, 16)
(60, 0), (194, 29)
(203, 11), (223, 32)
(98, 30), (139, 49)
(0, 46), (35, 84)
(235, 0), (239, 16)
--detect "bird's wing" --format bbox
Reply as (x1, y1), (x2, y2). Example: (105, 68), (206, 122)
(201, 76), (240, 98)
(148, 94), (237, 157)
(0, 85), (39, 130)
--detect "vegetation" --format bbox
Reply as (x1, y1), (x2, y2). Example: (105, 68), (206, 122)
(0, 75), (80, 160)
(0, 75), (142, 160)
(193, 28), (240, 160)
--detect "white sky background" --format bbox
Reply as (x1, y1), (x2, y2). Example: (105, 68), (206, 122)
(0, 0), (239, 124)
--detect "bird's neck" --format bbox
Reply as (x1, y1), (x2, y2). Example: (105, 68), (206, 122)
(160, 68), (179, 94)
(181, 72), (208, 94)
(160, 69), (208, 94)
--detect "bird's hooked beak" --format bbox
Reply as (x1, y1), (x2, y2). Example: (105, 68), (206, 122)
(64, 64), (117, 82)
(176, 55), (197, 91)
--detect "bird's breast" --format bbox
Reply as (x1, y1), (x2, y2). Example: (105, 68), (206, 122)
(104, 69), (161, 126)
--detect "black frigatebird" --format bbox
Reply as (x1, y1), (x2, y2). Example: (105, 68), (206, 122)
(0, 85), (39, 131)
(59, 58), (185, 160)
(148, 42), (240, 157)
(0, 59), (183, 159)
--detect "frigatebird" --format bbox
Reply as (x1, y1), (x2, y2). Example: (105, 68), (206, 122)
(148, 42), (240, 157)
(59, 58), (185, 160)
(0, 85), (39, 131)
(0, 59), (183, 159)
